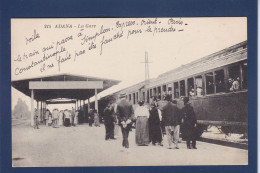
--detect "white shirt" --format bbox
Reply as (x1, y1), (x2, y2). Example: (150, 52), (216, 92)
(134, 106), (149, 118)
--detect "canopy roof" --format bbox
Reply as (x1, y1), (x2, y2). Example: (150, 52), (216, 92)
(12, 73), (120, 101)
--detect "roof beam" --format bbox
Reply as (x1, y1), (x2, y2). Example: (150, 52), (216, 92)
(29, 81), (103, 89)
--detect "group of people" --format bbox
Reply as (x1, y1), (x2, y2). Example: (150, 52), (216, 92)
(228, 77), (240, 92)
(33, 107), (79, 129)
(133, 95), (197, 149)
(103, 93), (198, 151)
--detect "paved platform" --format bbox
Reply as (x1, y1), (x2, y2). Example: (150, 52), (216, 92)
(12, 123), (248, 167)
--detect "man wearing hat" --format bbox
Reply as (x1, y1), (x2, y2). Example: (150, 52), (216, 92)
(116, 93), (135, 151)
(161, 95), (180, 149)
(181, 97), (198, 149)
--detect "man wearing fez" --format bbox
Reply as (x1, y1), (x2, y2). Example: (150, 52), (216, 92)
(181, 97), (198, 149)
(161, 95), (180, 149)
(116, 94), (135, 151)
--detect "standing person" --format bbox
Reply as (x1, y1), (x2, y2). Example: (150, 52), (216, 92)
(64, 109), (71, 127)
(161, 95), (180, 149)
(113, 103), (120, 138)
(94, 110), (100, 127)
(48, 110), (52, 126)
(149, 102), (163, 146)
(71, 107), (76, 126)
(59, 110), (64, 126)
(104, 103), (116, 140)
(88, 109), (94, 127)
(116, 94), (134, 151)
(52, 108), (59, 128)
(134, 101), (150, 146)
(34, 108), (40, 129)
(44, 109), (50, 126)
(171, 100), (181, 148)
(181, 97), (198, 149)
(74, 110), (79, 125)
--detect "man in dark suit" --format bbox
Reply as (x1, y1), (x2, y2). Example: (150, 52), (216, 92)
(116, 94), (134, 151)
(162, 95), (180, 149)
(104, 102), (116, 140)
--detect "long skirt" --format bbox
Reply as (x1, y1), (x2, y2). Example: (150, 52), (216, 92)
(135, 116), (150, 145)
(64, 118), (70, 127)
(149, 122), (162, 144)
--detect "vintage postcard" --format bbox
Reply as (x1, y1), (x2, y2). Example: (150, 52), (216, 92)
(11, 17), (248, 167)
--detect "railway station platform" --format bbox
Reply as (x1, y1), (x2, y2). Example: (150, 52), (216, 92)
(12, 122), (248, 167)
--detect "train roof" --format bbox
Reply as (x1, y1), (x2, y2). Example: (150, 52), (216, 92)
(147, 40), (247, 88)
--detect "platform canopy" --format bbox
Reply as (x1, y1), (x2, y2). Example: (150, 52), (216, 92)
(11, 73), (120, 101)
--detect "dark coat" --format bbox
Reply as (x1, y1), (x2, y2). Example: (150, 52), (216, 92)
(103, 107), (115, 125)
(116, 99), (134, 124)
(149, 107), (162, 143)
(161, 102), (180, 126)
(181, 104), (197, 141)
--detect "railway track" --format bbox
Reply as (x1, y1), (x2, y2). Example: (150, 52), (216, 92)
(198, 137), (248, 150)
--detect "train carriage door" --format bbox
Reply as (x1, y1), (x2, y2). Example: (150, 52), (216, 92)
(241, 60), (248, 90)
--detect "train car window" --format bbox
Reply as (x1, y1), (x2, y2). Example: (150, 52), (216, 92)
(133, 93), (136, 104)
(228, 64), (241, 92)
(205, 72), (214, 94)
(215, 69), (225, 93)
(174, 82), (179, 98)
(136, 92), (138, 103)
(153, 88), (157, 98)
(150, 89), (152, 97)
(187, 78), (195, 97)
(162, 85), (166, 98)
(145, 91), (148, 102)
(157, 86), (161, 99)
(167, 84), (172, 98)
(195, 76), (203, 96)
(180, 80), (186, 96)
(241, 61), (248, 89)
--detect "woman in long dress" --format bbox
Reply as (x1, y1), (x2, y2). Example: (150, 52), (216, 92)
(74, 111), (79, 125)
(94, 110), (100, 127)
(149, 103), (163, 146)
(135, 101), (150, 146)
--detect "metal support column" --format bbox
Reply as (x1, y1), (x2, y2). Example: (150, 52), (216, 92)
(31, 89), (34, 126)
(95, 88), (98, 112)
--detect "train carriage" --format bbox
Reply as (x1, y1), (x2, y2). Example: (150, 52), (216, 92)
(99, 41), (248, 136)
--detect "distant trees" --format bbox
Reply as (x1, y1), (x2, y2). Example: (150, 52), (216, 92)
(12, 98), (31, 119)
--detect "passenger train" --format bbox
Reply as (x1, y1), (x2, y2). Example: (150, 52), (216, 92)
(98, 41), (248, 136)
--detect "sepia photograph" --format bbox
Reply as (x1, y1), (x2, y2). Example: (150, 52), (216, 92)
(11, 17), (248, 167)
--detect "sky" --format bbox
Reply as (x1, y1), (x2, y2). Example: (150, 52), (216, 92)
(11, 17), (247, 111)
